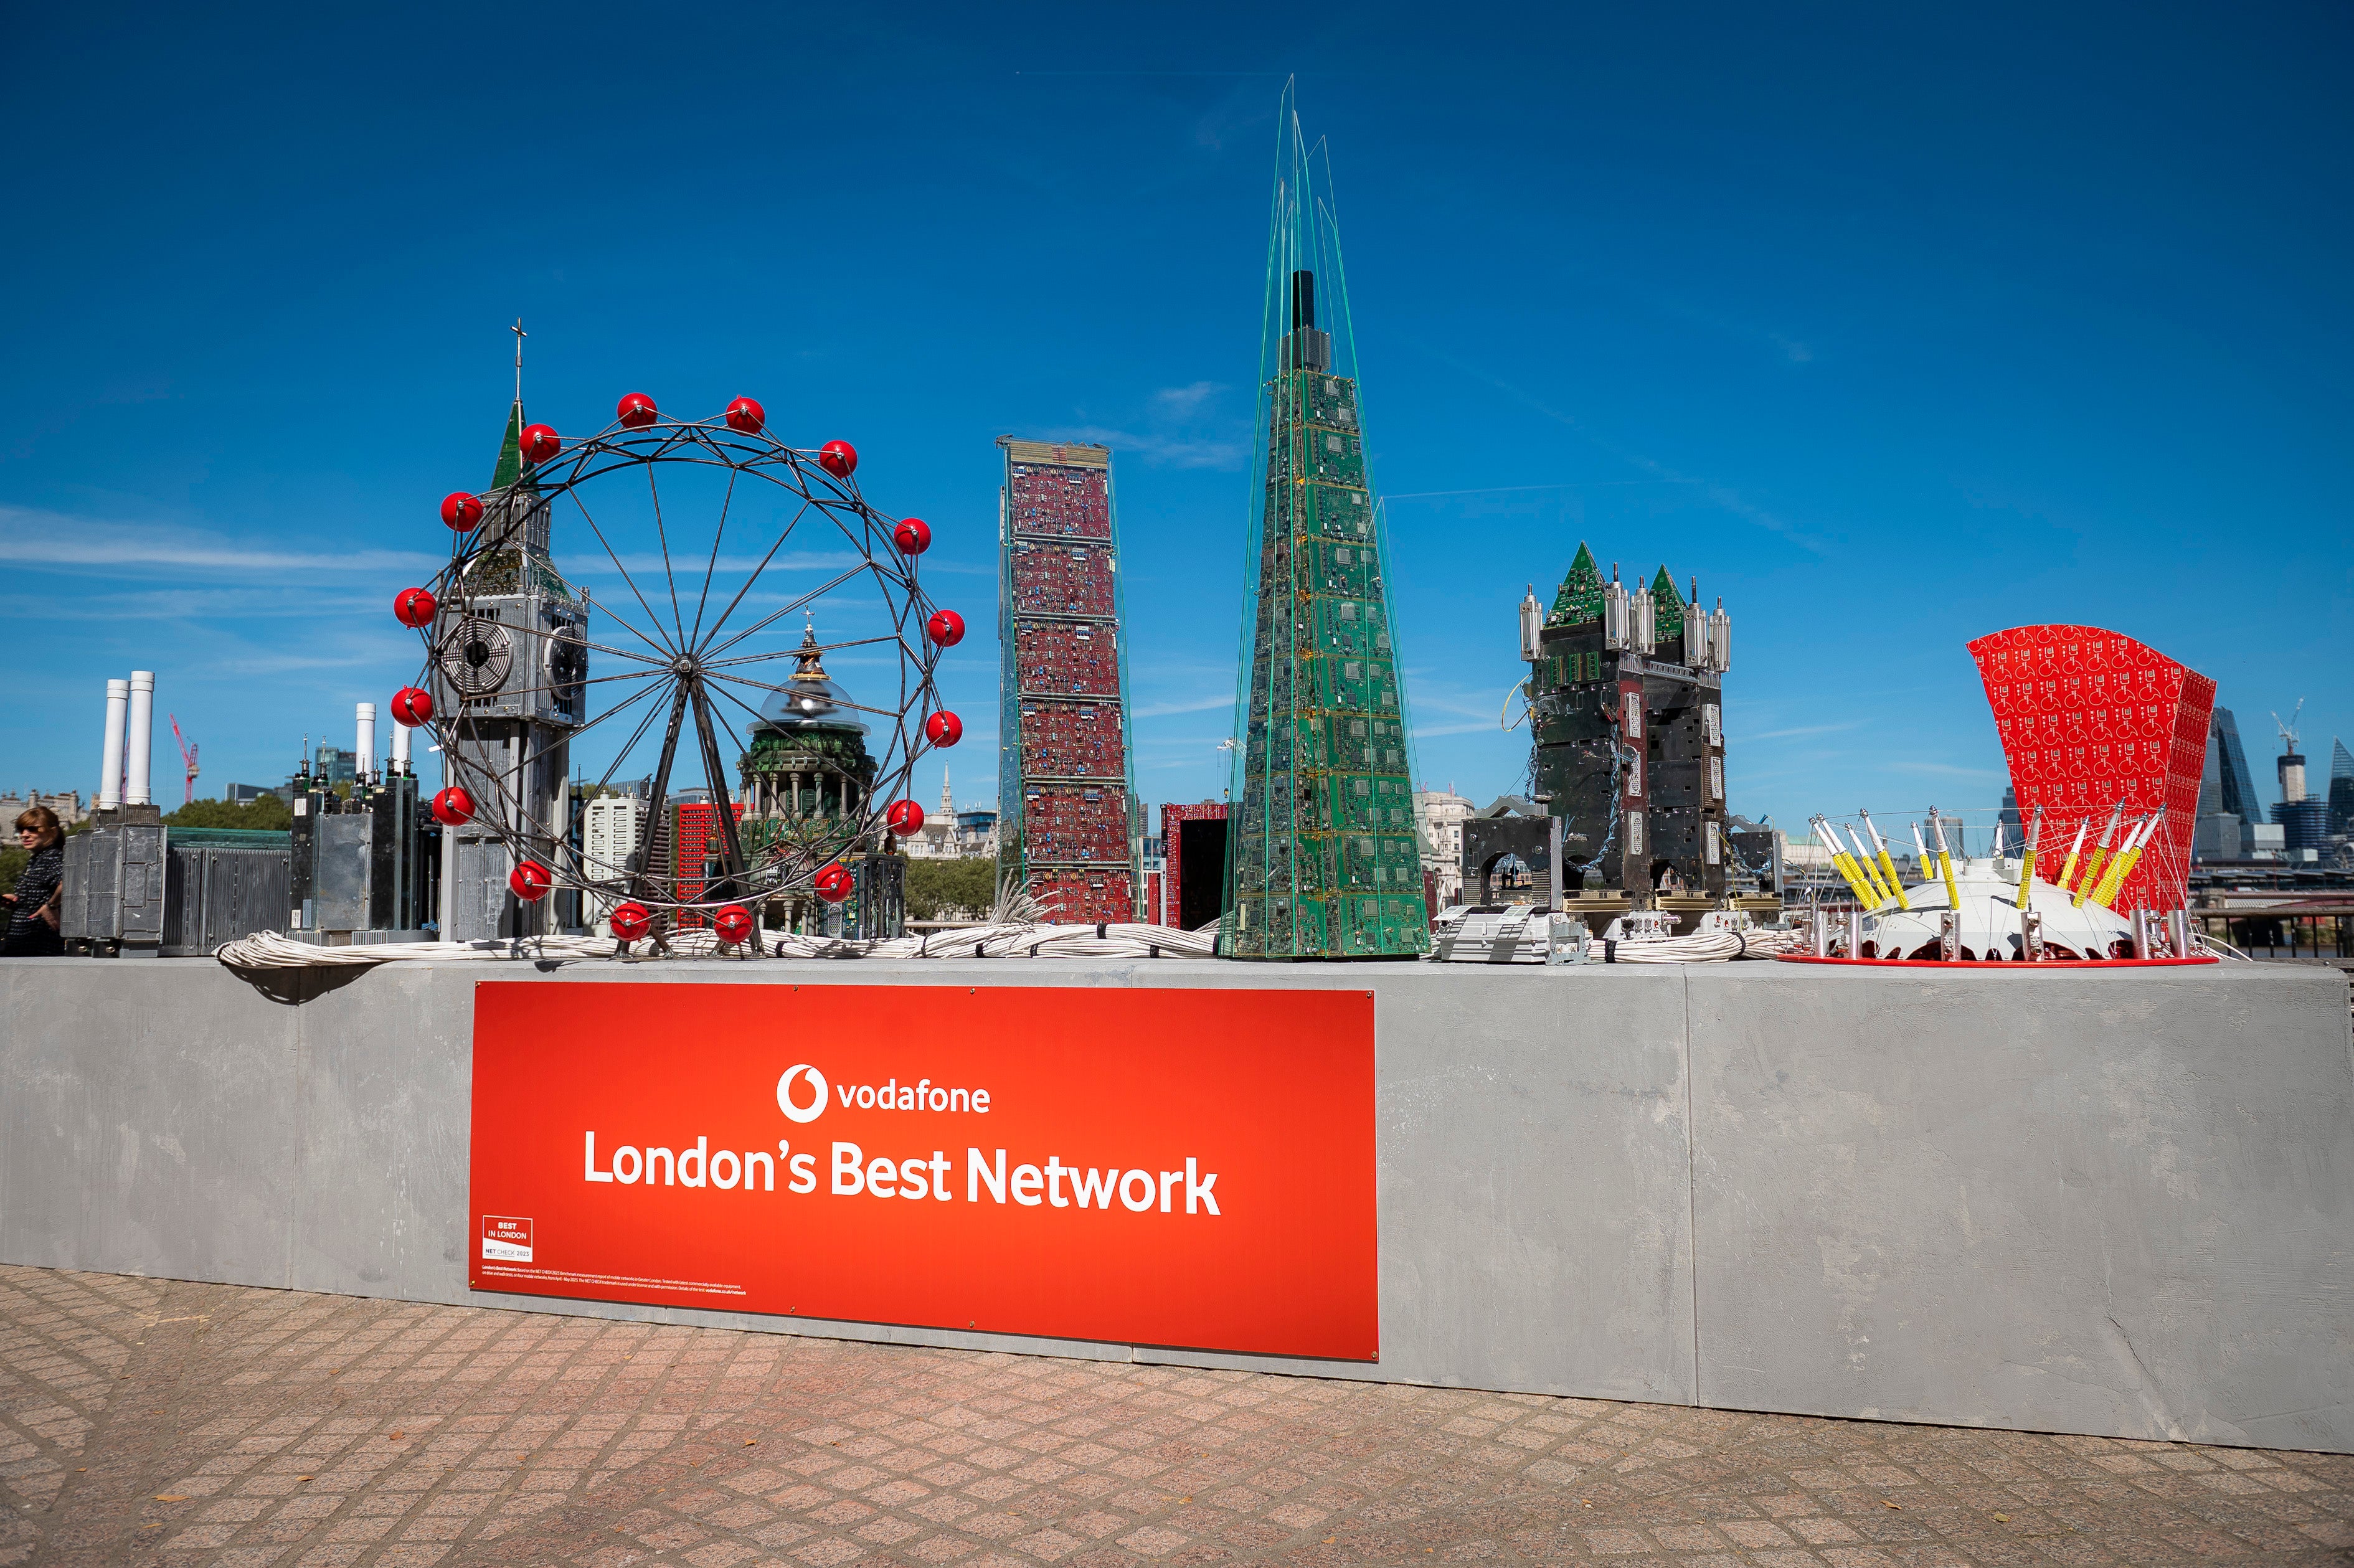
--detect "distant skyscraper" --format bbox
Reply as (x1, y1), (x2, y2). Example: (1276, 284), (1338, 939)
(2210, 708), (2260, 821)
(2330, 739), (2354, 838)
(1226, 87), (1427, 960)
(996, 438), (1140, 922)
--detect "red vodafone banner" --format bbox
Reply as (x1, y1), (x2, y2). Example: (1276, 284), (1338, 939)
(468, 983), (1378, 1361)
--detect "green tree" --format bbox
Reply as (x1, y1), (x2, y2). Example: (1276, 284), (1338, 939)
(902, 856), (1000, 922)
(165, 796), (294, 831)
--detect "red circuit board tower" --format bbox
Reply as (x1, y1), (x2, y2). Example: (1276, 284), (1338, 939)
(996, 438), (1142, 921)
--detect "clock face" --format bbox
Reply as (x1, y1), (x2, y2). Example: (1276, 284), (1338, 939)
(547, 625), (588, 711)
(441, 617), (514, 696)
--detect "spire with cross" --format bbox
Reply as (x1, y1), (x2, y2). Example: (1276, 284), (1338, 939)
(491, 318), (533, 492)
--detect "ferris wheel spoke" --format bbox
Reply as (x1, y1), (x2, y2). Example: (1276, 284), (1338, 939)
(687, 683), (758, 946)
(697, 562), (867, 666)
(701, 666), (915, 724)
(816, 503), (915, 592)
(699, 676), (770, 749)
(585, 686), (675, 800)
(645, 463), (689, 650)
(692, 494), (816, 654)
(570, 592), (681, 668)
(568, 633), (674, 669)
(628, 683), (697, 905)
(698, 634), (904, 673)
(496, 673), (671, 802)
(685, 463), (742, 652)
(567, 488), (681, 659)
(572, 664), (673, 692)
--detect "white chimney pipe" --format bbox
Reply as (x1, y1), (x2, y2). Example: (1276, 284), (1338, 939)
(390, 716), (411, 773)
(99, 679), (129, 809)
(356, 702), (377, 783)
(124, 671), (156, 806)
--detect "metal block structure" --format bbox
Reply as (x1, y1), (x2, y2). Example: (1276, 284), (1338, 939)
(1969, 625), (2215, 913)
(160, 829), (293, 956)
(996, 438), (1141, 922)
(1524, 544), (1732, 898)
(59, 821), (168, 956)
(1227, 89), (1429, 960)
(288, 771), (428, 940)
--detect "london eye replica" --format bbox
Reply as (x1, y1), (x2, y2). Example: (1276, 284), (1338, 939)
(388, 385), (964, 954)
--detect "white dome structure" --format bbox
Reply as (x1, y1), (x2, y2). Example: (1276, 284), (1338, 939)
(1861, 857), (2135, 961)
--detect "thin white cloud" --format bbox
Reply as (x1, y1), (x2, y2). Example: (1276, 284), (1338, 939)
(1034, 426), (1246, 471)
(572, 551), (871, 576)
(1740, 720), (1865, 742)
(1133, 694), (1234, 719)
(1149, 382), (1226, 417)
(0, 588), (394, 621)
(0, 510), (443, 575)
(1890, 760), (2003, 780)
(1406, 346), (1829, 555)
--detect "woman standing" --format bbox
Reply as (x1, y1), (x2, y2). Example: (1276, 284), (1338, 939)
(3, 805), (67, 956)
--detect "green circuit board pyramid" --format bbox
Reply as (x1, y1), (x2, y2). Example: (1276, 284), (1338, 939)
(1225, 88), (1429, 960)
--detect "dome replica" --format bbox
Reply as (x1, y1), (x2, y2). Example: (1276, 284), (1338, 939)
(1862, 857), (2135, 961)
(757, 621), (870, 735)
(739, 620), (880, 930)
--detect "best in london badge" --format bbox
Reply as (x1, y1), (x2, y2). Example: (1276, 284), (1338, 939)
(481, 1215), (534, 1263)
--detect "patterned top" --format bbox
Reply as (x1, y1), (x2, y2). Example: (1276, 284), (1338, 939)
(7, 844), (63, 944)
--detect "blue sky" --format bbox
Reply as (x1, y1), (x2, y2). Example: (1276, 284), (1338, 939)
(2, 4), (2348, 841)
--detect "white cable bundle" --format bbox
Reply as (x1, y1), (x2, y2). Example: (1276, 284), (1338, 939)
(1432, 910), (1803, 965)
(216, 920), (1218, 973)
(214, 930), (625, 970)
(1558, 928), (1802, 963)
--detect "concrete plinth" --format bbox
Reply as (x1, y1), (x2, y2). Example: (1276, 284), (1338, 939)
(1, 955), (2348, 1452)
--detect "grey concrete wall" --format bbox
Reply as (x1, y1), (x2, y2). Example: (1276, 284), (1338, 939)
(2, 954), (2347, 1452)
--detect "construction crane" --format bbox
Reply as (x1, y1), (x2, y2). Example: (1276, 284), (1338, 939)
(2274, 699), (2305, 753)
(169, 714), (199, 805)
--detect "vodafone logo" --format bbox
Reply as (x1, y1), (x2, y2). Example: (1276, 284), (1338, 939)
(776, 1065), (828, 1124)
(774, 1066), (996, 1118)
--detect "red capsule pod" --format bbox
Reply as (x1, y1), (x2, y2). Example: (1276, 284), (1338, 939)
(509, 861), (554, 902)
(713, 904), (755, 944)
(725, 397), (765, 433)
(519, 423), (561, 464)
(608, 900), (651, 941)
(389, 686), (434, 727)
(441, 493), (485, 531)
(813, 863), (854, 903)
(818, 439), (858, 478)
(885, 798), (925, 836)
(430, 786), (475, 826)
(393, 587), (438, 627)
(926, 608), (964, 648)
(617, 392), (658, 428)
(892, 517), (931, 555)
(924, 710), (963, 747)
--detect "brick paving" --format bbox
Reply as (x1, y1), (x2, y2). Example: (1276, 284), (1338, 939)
(2, 1267), (2349, 1568)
